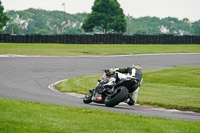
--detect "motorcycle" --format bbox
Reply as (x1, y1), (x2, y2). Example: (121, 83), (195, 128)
(83, 69), (139, 107)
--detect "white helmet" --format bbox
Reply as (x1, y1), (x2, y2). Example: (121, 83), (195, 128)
(132, 64), (142, 70)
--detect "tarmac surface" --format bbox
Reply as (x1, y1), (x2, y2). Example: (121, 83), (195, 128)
(0, 53), (200, 121)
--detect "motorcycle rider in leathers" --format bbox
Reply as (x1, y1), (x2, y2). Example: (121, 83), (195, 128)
(113, 64), (143, 106)
(93, 64), (143, 106)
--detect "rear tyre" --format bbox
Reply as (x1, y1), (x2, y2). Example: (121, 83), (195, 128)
(105, 86), (128, 107)
(83, 92), (92, 104)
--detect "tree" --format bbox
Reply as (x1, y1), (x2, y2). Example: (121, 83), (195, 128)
(82, 0), (126, 33)
(38, 29), (52, 35)
(192, 20), (200, 35)
(135, 28), (149, 35)
(0, 0), (9, 33)
(4, 23), (23, 34)
(63, 27), (82, 34)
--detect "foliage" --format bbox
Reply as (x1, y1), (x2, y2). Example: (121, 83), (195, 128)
(0, 0), (9, 33)
(126, 16), (194, 35)
(4, 8), (85, 35)
(82, 0), (127, 33)
(2, 8), (200, 35)
(4, 23), (23, 34)
(126, 16), (161, 35)
(191, 20), (200, 35)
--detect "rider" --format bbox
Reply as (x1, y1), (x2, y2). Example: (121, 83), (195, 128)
(92, 64), (143, 105)
(114, 64), (143, 106)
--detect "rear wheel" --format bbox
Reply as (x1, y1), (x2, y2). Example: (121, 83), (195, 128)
(105, 86), (128, 107)
(83, 91), (93, 104)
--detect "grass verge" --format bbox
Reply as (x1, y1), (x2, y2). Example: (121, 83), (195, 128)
(55, 67), (200, 112)
(0, 98), (200, 133)
(0, 43), (200, 56)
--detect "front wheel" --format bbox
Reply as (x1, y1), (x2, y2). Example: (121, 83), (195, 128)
(105, 86), (128, 107)
(83, 91), (93, 104)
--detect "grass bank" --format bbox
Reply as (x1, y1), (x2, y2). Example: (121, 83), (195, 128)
(0, 98), (199, 133)
(55, 67), (200, 112)
(0, 43), (200, 56)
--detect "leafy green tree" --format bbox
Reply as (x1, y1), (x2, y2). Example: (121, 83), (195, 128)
(26, 21), (36, 34)
(192, 20), (200, 35)
(38, 29), (52, 35)
(4, 23), (23, 34)
(135, 28), (149, 35)
(0, 0), (9, 33)
(82, 0), (126, 33)
(160, 17), (192, 35)
(63, 27), (81, 34)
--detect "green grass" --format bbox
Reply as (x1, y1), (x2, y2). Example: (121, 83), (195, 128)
(0, 98), (199, 133)
(0, 43), (200, 56)
(55, 67), (200, 112)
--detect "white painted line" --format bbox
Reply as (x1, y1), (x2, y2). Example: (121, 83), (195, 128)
(0, 53), (200, 58)
(65, 93), (85, 99)
(167, 109), (181, 112)
(48, 79), (68, 95)
(48, 79), (87, 99)
(0, 54), (56, 57)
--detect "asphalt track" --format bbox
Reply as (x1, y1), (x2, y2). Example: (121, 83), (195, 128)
(0, 53), (200, 121)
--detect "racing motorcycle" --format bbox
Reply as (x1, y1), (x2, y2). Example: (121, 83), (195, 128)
(83, 69), (139, 107)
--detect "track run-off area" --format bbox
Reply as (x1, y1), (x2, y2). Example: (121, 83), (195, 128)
(0, 53), (200, 121)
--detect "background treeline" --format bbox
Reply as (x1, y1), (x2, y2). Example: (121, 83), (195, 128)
(3, 8), (200, 35)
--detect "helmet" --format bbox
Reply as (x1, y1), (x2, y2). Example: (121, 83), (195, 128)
(132, 64), (142, 70)
(105, 68), (115, 76)
(105, 69), (112, 76)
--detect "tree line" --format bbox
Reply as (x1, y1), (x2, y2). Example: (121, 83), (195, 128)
(1, 8), (200, 35)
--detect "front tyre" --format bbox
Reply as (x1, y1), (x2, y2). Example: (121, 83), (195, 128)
(83, 92), (92, 104)
(105, 86), (128, 107)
